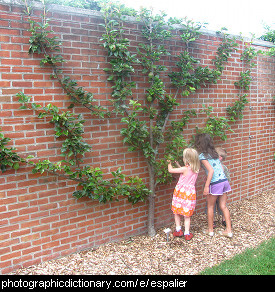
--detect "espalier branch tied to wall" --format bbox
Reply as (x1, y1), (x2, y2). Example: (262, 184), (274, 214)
(3, 0), (151, 205)
(0, 0), (260, 236)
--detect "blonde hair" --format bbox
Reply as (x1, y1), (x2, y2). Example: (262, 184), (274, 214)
(215, 147), (227, 160)
(183, 148), (200, 173)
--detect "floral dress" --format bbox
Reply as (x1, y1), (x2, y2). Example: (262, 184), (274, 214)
(171, 167), (198, 217)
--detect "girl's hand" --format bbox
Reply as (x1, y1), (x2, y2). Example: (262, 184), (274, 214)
(167, 160), (171, 163)
(203, 185), (209, 196)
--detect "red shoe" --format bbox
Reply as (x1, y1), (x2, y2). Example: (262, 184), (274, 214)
(184, 233), (193, 241)
(173, 230), (183, 237)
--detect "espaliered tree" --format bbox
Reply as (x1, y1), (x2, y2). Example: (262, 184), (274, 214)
(0, 0), (253, 236)
(99, 3), (248, 235)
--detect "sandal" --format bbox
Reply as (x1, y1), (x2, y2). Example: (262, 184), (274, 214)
(219, 231), (233, 238)
(173, 230), (183, 237)
(184, 233), (193, 241)
(203, 229), (214, 237)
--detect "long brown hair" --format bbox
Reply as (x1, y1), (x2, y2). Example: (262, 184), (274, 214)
(194, 133), (219, 159)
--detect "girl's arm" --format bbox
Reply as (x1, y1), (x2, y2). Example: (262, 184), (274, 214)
(175, 161), (182, 168)
(167, 161), (187, 175)
(201, 160), (214, 196)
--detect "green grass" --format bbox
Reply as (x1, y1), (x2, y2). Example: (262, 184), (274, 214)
(200, 237), (275, 275)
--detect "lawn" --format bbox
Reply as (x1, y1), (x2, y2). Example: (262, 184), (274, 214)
(200, 237), (275, 275)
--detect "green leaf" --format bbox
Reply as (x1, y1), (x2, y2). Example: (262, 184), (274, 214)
(13, 162), (20, 170)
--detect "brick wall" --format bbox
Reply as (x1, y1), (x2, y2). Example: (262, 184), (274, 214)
(0, 0), (274, 274)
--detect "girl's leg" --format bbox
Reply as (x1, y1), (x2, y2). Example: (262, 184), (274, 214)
(216, 197), (225, 223)
(174, 214), (181, 231)
(184, 216), (191, 235)
(219, 193), (232, 233)
(173, 213), (183, 237)
(207, 194), (218, 233)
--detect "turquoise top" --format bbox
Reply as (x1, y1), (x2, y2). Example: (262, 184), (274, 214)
(199, 153), (227, 185)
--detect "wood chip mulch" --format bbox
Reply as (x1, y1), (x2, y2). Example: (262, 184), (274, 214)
(12, 190), (274, 275)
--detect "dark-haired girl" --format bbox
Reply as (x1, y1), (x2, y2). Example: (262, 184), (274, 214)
(195, 133), (233, 238)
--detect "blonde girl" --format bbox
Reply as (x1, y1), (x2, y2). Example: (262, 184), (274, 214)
(167, 148), (200, 241)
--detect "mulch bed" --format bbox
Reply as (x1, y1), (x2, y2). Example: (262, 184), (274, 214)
(12, 190), (274, 275)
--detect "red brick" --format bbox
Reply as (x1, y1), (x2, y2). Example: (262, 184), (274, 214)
(0, 3), (274, 275)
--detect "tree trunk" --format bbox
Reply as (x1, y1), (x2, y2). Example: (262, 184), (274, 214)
(147, 163), (156, 237)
